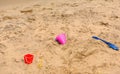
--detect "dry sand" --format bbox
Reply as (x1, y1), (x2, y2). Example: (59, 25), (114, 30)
(0, 0), (120, 74)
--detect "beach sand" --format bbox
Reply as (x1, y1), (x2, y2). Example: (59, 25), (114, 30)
(0, 0), (120, 74)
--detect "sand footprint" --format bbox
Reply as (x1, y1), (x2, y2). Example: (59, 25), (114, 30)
(20, 7), (33, 14)
(0, 43), (7, 54)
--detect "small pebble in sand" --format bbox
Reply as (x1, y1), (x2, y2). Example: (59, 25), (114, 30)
(24, 54), (34, 64)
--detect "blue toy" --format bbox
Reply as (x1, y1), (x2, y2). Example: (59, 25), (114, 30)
(92, 36), (119, 51)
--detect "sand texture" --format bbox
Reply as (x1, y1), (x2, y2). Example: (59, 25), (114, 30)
(0, 0), (120, 74)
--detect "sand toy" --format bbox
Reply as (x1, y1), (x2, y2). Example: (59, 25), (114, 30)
(92, 36), (119, 51)
(55, 34), (66, 45)
(37, 58), (43, 69)
(24, 54), (34, 64)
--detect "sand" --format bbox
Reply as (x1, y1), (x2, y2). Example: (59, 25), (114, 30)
(0, 0), (120, 74)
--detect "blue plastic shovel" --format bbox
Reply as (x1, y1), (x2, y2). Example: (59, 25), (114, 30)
(92, 36), (119, 51)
